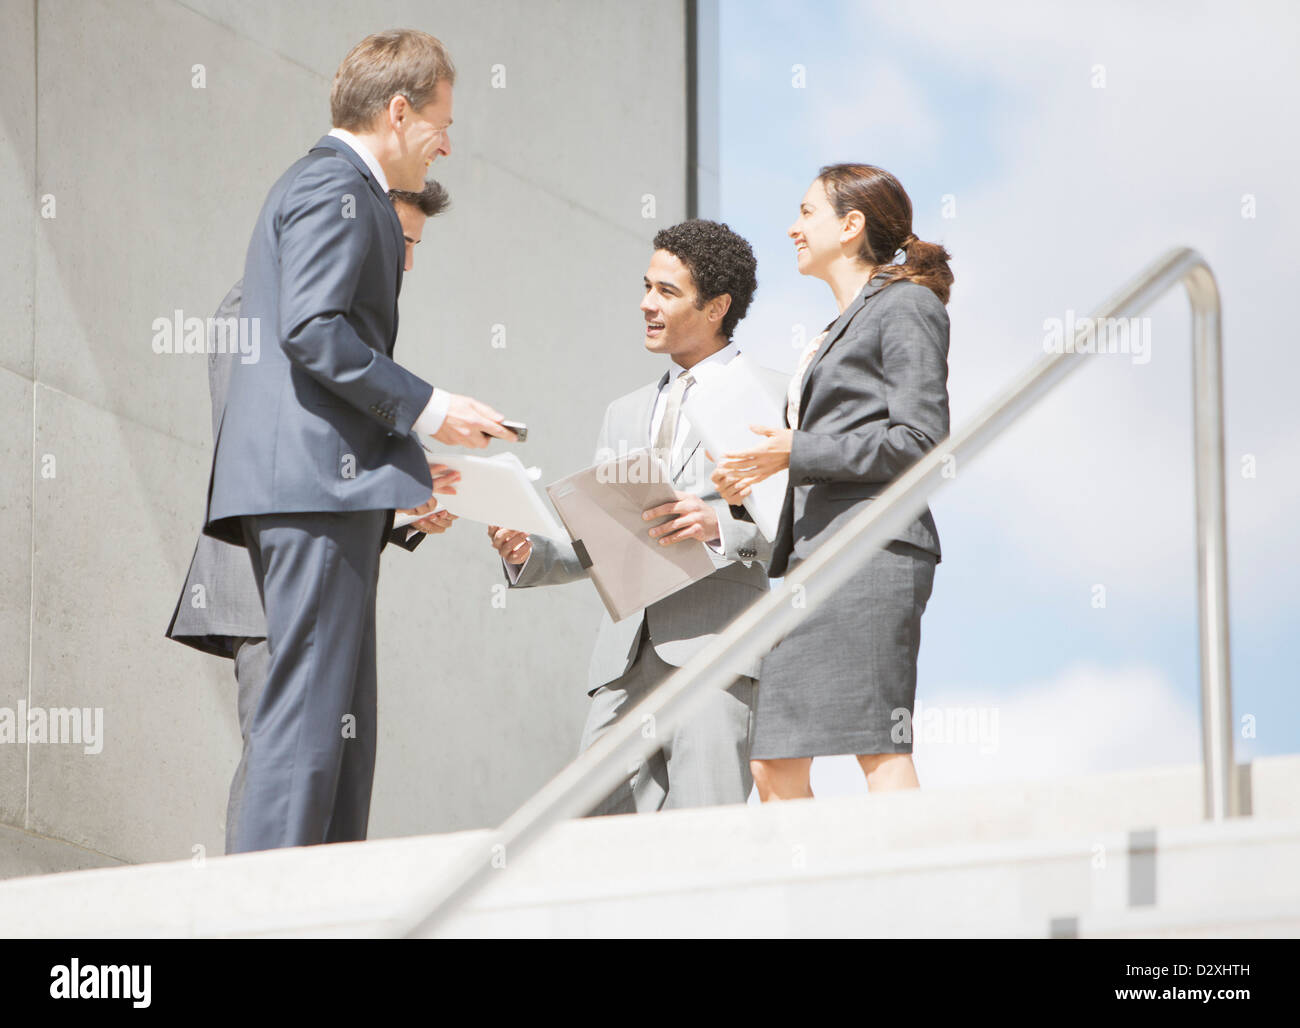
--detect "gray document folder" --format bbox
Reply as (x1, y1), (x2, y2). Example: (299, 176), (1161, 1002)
(546, 449), (716, 622)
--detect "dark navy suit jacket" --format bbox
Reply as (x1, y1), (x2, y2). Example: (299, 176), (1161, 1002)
(170, 275), (425, 659)
(204, 135), (435, 547)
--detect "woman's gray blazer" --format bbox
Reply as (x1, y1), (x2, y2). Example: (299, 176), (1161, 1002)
(765, 274), (950, 577)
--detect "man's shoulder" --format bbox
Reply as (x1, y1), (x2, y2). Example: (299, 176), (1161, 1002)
(266, 144), (367, 216)
(606, 378), (661, 421)
(293, 147), (367, 194)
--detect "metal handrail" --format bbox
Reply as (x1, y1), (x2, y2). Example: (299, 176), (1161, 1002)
(399, 247), (1233, 938)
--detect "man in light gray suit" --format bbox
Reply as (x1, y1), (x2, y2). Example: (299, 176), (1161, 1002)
(167, 182), (456, 854)
(488, 220), (786, 815)
(203, 30), (516, 853)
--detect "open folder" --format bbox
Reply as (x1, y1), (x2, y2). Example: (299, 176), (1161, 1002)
(682, 352), (789, 541)
(394, 450), (566, 538)
(546, 449), (716, 622)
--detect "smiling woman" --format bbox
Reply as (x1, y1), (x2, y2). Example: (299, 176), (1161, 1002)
(713, 163), (953, 802)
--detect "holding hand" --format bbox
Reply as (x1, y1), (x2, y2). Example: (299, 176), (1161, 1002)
(709, 424), (792, 503)
(641, 490), (721, 546)
(433, 394), (519, 449)
(428, 462), (461, 495)
(487, 524), (531, 565)
(398, 494), (458, 535)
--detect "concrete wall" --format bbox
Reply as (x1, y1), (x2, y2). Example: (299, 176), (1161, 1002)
(0, 0), (688, 871)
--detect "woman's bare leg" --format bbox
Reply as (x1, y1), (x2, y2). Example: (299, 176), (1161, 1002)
(856, 752), (919, 792)
(751, 757), (814, 801)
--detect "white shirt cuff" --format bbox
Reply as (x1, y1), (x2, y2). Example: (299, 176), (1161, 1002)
(413, 387), (451, 436)
(503, 554), (526, 585)
(705, 516), (726, 556)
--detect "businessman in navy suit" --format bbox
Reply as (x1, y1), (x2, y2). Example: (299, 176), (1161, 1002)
(204, 30), (514, 852)
(169, 182), (457, 855)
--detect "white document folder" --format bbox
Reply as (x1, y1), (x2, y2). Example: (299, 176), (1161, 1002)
(682, 352), (789, 540)
(545, 449), (716, 622)
(395, 450), (566, 539)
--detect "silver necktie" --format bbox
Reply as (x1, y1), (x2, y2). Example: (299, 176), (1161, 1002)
(652, 371), (695, 470)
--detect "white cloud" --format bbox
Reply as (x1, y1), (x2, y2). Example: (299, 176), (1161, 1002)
(805, 60), (941, 157)
(737, 0), (1300, 604)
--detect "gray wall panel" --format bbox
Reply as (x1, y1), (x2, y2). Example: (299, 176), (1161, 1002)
(3, 0), (689, 867)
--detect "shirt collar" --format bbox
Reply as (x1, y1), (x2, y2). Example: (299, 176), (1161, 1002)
(668, 343), (740, 385)
(327, 127), (389, 194)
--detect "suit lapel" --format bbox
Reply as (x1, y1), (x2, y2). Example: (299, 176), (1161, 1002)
(309, 135), (395, 216)
(798, 274), (891, 414)
(308, 136), (404, 349)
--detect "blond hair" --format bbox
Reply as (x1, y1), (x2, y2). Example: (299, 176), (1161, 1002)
(330, 29), (456, 131)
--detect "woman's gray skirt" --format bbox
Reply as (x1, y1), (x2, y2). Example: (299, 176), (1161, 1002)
(750, 539), (937, 760)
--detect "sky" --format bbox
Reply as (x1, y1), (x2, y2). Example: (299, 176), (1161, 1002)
(715, 0), (1299, 798)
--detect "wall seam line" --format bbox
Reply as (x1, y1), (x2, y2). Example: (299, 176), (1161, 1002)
(25, 0), (39, 833)
(172, 0), (330, 83)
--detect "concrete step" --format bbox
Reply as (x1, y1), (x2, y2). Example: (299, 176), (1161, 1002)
(0, 822), (124, 881)
(2, 754), (1296, 938)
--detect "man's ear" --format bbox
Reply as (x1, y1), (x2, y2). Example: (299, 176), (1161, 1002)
(708, 292), (733, 324)
(386, 93), (409, 131)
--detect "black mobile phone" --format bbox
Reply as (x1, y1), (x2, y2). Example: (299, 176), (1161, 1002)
(501, 419), (527, 442)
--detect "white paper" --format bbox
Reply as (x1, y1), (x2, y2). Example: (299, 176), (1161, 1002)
(399, 450), (566, 538)
(683, 353), (789, 540)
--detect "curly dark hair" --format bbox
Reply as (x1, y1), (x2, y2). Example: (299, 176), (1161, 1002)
(652, 219), (757, 340)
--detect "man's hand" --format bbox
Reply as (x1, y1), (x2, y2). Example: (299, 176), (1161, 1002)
(641, 490), (720, 546)
(428, 462), (461, 495)
(432, 394), (518, 449)
(487, 524), (531, 565)
(709, 424), (792, 502)
(398, 494), (458, 535)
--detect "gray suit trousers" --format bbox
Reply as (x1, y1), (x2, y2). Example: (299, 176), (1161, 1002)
(230, 509), (386, 852)
(225, 635), (269, 854)
(580, 621), (756, 815)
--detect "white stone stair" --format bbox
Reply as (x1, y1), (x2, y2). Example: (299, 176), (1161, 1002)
(2, 755), (1296, 938)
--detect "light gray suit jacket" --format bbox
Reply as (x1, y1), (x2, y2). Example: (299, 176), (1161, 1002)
(752, 275), (950, 578)
(508, 361), (788, 692)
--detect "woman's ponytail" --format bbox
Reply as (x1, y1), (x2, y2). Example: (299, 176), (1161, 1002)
(895, 234), (954, 305)
(818, 164), (954, 305)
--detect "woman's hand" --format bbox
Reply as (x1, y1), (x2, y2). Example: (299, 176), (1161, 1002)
(709, 425), (792, 503)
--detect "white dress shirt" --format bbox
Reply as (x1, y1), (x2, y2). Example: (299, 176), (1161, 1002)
(326, 127), (450, 436)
